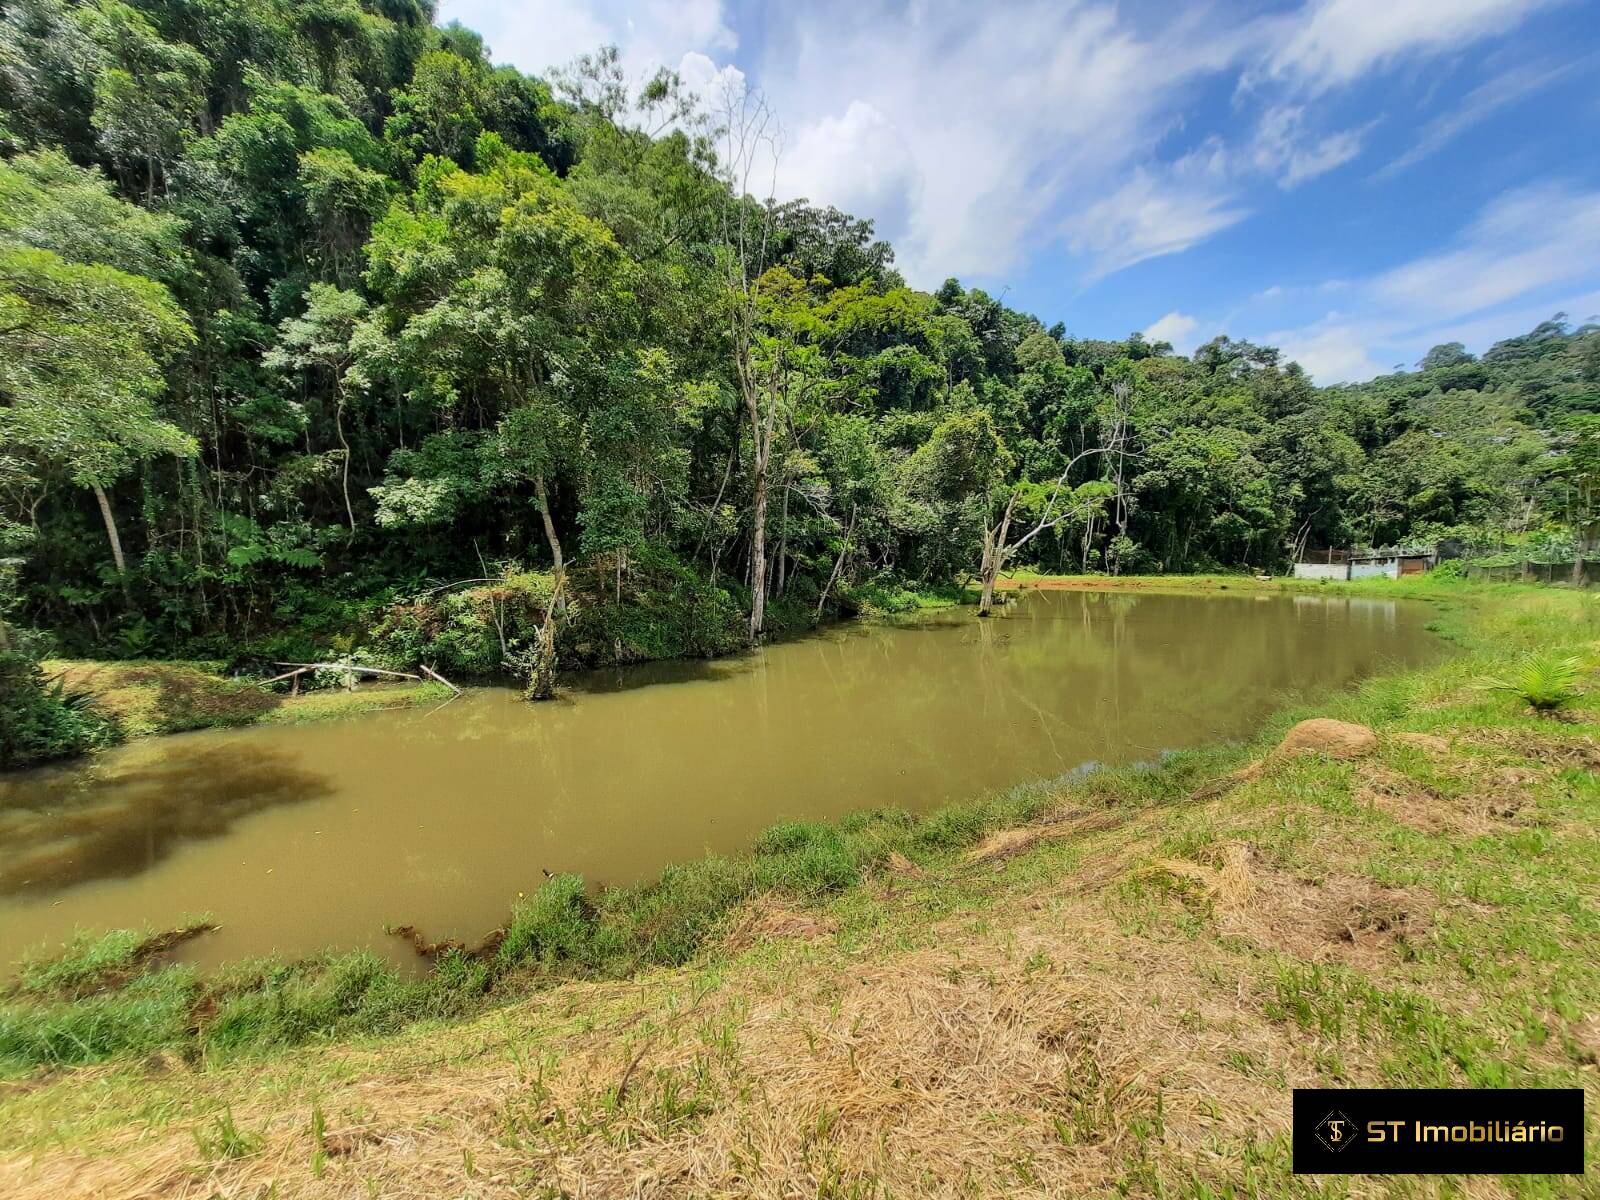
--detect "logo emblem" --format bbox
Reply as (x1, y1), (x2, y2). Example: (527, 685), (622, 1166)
(1314, 1110), (1359, 1153)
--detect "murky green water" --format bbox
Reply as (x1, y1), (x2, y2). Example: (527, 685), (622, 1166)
(0, 589), (1437, 970)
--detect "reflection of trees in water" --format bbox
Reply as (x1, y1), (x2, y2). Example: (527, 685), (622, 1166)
(0, 745), (332, 895)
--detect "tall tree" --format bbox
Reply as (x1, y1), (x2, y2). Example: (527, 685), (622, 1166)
(0, 245), (194, 575)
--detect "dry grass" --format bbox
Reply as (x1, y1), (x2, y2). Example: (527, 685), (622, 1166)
(5, 582), (1598, 1198)
(1460, 727), (1600, 771)
(1144, 842), (1423, 970)
(0, 789), (1478, 1200)
(720, 896), (838, 953)
(0, 882), (1311, 1199)
(1355, 762), (1506, 836)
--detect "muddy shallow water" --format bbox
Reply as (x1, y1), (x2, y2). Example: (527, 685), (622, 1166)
(0, 589), (1439, 970)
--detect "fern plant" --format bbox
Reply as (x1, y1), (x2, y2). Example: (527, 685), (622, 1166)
(1481, 653), (1585, 713)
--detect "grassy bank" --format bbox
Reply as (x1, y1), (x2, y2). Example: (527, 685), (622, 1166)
(2, 577), (1597, 1197)
(39, 659), (452, 745)
(14, 585), (972, 771)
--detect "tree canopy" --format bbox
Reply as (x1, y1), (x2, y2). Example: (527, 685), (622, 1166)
(2, 0), (1596, 716)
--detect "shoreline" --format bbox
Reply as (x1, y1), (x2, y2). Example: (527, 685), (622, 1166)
(3, 577), (1597, 1195)
(24, 572), (1404, 769)
(15, 588), (974, 773)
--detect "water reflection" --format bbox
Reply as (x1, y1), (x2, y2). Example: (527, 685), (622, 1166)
(0, 590), (1440, 967)
(0, 744), (332, 895)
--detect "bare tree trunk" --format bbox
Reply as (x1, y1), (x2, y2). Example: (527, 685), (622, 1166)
(775, 485), (789, 597)
(978, 440), (1123, 615)
(334, 390), (356, 534)
(815, 504), (856, 622)
(526, 615), (559, 700)
(978, 496), (1016, 617)
(523, 576), (565, 701)
(978, 534), (998, 617)
(534, 474), (567, 612)
(1574, 521), (1596, 586)
(748, 448), (769, 640)
(93, 483), (128, 576)
(715, 76), (781, 644)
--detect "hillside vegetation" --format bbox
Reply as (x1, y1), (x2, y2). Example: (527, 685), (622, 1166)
(4, 1), (1600, 768)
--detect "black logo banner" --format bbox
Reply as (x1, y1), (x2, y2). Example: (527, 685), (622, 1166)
(1292, 1088), (1584, 1174)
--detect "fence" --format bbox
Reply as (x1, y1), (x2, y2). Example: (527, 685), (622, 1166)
(1464, 561), (1600, 585)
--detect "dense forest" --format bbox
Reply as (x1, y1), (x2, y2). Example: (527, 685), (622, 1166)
(3, 0), (1599, 766)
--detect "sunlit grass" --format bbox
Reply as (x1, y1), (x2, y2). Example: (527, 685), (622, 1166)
(3, 579), (1597, 1197)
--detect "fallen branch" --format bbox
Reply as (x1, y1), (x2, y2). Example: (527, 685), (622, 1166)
(419, 664), (461, 695)
(271, 662), (422, 681)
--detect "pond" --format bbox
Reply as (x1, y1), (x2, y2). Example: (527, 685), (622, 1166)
(0, 589), (1439, 970)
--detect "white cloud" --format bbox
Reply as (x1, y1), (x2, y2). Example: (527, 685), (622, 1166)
(448, 0), (1561, 292)
(1264, 0), (1559, 94)
(1373, 57), (1584, 178)
(1144, 311), (1201, 354)
(1066, 162), (1248, 280)
(1372, 183), (1600, 320)
(1253, 183), (1600, 382)
(1266, 318), (1389, 382)
(773, 100), (920, 241)
(1250, 106), (1367, 188)
(756, 3), (1258, 284)
(438, 0), (734, 78)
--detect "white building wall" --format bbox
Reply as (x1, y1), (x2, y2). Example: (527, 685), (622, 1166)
(1293, 562), (1349, 581)
(1350, 559), (1400, 580)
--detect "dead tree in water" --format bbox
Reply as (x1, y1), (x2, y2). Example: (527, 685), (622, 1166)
(510, 573), (566, 701)
(977, 443), (1125, 617)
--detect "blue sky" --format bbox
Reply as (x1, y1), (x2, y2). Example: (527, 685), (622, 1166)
(441, 0), (1600, 382)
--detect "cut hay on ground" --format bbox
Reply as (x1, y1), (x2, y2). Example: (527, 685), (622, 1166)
(1, 890), (1308, 1200)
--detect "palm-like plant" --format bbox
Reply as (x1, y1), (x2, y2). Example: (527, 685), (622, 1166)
(1481, 653), (1586, 713)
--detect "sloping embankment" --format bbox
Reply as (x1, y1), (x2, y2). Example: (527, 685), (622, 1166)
(3, 580), (1597, 1197)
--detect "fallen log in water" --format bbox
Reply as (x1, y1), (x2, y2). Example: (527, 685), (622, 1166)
(270, 662), (423, 680)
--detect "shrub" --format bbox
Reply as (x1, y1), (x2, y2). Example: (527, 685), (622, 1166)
(0, 650), (116, 769)
(371, 571), (554, 678)
(561, 546), (746, 666)
(603, 858), (751, 966)
(1481, 653), (1585, 713)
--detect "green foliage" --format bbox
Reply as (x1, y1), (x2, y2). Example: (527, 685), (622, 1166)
(560, 547), (747, 666)
(2, 0), (1598, 738)
(10, 927), (152, 998)
(1481, 653), (1585, 712)
(372, 569), (552, 676)
(0, 651), (115, 769)
(0, 965), (196, 1068)
(192, 1109), (263, 1161)
(498, 874), (598, 969)
(0, 243), (194, 488)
